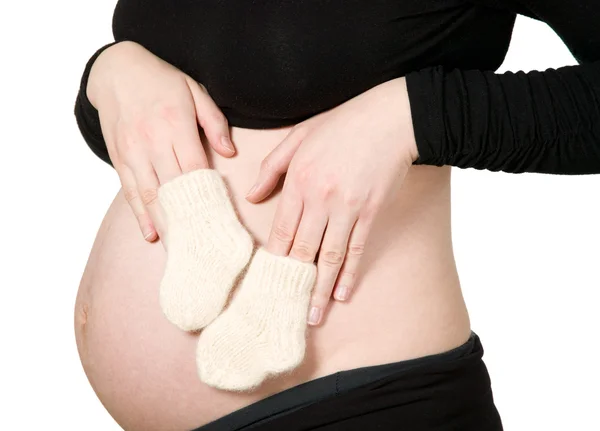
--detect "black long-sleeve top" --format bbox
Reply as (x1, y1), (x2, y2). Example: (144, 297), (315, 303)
(74, 0), (600, 174)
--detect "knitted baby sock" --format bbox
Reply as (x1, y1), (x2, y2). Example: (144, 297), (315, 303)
(196, 248), (317, 391)
(158, 169), (254, 331)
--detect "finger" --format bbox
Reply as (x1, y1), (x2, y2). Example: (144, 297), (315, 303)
(245, 126), (307, 203)
(185, 76), (235, 157)
(172, 121), (210, 174)
(128, 157), (165, 239)
(289, 207), (328, 263)
(266, 185), (303, 256)
(308, 215), (357, 326)
(332, 216), (371, 303)
(119, 164), (157, 242)
(151, 144), (182, 184)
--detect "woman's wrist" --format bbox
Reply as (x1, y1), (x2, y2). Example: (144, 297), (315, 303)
(86, 41), (144, 108)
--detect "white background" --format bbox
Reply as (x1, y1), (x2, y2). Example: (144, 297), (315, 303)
(1, 1), (599, 430)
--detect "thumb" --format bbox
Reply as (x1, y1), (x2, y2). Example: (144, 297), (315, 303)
(185, 76), (235, 157)
(245, 126), (307, 203)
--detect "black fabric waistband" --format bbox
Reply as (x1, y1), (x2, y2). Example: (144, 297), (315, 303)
(195, 332), (491, 431)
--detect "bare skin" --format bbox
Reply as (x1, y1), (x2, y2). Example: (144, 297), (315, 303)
(75, 124), (470, 430)
(75, 40), (471, 430)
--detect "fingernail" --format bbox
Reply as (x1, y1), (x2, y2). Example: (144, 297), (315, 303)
(221, 136), (235, 154)
(246, 184), (258, 198)
(334, 286), (349, 301)
(143, 230), (156, 241)
(308, 307), (322, 325)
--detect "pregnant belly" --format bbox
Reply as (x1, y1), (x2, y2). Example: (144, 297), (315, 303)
(74, 125), (471, 431)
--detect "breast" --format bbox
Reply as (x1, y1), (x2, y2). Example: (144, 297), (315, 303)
(112, 0), (516, 128)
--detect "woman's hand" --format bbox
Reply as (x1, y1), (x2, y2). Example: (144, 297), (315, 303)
(245, 77), (418, 326)
(87, 41), (235, 242)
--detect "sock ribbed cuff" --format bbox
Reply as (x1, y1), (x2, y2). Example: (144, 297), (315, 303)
(248, 248), (317, 297)
(158, 169), (236, 219)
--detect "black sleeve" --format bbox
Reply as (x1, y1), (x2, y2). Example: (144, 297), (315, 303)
(73, 42), (119, 167)
(405, 0), (600, 174)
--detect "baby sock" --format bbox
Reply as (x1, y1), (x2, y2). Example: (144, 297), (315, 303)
(158, 169), (254, 331)
(196, 248), (317, 391)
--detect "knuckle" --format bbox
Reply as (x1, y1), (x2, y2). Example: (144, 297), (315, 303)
(347, 243), (365, 257)
(123, 187), (139, 205)
(139, 187), (159, 206)
(261, 158), (280, 175)
(183, 160), (207, 172)
(116, 134), (137, 160)
(317, 180), (337, 201)
(260, 158), (272, 172)
(207, 110), (226, 125)
(292, 163), (312, 185)
(343, 191), (363, 209)
(291, 241), (317, 262)
(157, 104), (184, 125)
(133, 117), (157, 142)
(112, 156), (125, 171)
(272, 224), (294, 244)
(361, 200), (381, 220)
(320, 249), (345, 266)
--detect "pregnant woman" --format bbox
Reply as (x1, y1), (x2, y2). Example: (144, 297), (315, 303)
(73, 0), (600, 430)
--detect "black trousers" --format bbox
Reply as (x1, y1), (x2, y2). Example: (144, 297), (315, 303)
(195, 333), (502, 431)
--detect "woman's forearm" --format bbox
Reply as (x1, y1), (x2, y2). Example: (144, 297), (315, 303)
(405, 0), (600, 175)
(405, 61), (600, 174)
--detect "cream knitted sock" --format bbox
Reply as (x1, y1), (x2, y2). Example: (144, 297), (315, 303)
(158, 169), (254, 331)
(196, 248), (317, 391)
